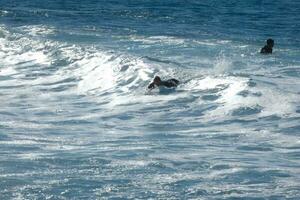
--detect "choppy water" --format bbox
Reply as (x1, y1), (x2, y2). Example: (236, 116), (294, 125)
(1, 1), (300, 199)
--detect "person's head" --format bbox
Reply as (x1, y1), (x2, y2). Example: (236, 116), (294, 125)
(266, 38), (274, 47)
(153, 76), (161, 84)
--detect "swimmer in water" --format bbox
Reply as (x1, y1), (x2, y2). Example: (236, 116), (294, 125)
(260, 38), (274, 54)
(148, 76), (179, 90)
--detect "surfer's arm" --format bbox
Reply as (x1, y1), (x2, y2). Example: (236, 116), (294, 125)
(148, 82), (155, 89)
(170, 79), (179, 85)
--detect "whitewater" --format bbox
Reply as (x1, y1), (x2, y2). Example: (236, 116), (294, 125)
(1, 1), (300, 199)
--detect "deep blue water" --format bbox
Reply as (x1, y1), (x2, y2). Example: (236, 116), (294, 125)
(1, 0), (300, 199)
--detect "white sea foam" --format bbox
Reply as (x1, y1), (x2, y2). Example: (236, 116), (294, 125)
(1, 22), (300, 200)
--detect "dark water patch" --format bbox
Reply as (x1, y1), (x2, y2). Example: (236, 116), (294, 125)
(0, 132), (10, 140)
(0, 159), (48, 174)
(119, 135), (142, 140)
(189, 105), (219, 117)
(259, 115), (281, 121)
(109, 149), (144, 160)
(231, 105), (262, 116)
(14, 60), (37, 68)
(47, 83), (77, 92)
(222, 169), (290, 185)
(186, 109), (204, 117)
(254, 78), (278, 87)
(19, 74), (38, 81)
(210, 164), (231, 170)
(146, 161), (177, 174)
(143, 122), (192, 132)
(252, 92), (262, 97)
(50, 119), (95, 126)
(71, 100), (97, 109)
(284, 151), (300, 159)
(280, 125), (300, 136)
(38, 84), (77, 93)
(8, 185), (52, 200)
(139, 104), (175, 112)
(145, 132), (185, 140)
(0, 84), (25, 89)
(117, 101), (144, 107)
(0, 111), (17, 116)
(212, 189), (250, 197)
(39, 77), (78, 86)
(212, 118), (258, 126)
(0, 177), (31, 189)
(36, 179), (111, 199)
(50, 58), (74, 67)
(268, 196), (293, 200)
(119, 64), (130, 72)
(0, 124), (12, 131)
(237, 90), (250, 97)
(237, 90), (262, 97)
(202, 94), (220, 101)
(223, 169), (272, 184)
(101, 113), (135, 121)
(223, 157), (263, 164)
(116, 114), (135, 120)
(33, 110), (58, 117)
(42, 127), (98, 137)
(171, 160), (210, 171)
(65, 178), (107, 189)
(98, 188), (156, 200)
(15, 63), (48, 73)
(164, 143), (204, 151)
(165, 179), (202, 191)
(158, 87), (177, 95)
(266, 169), (291, 178)
(284, 146), (300, 150)
(296, 106), (300, 113)
(0, 192), (19, 200)
(236, 145), (273, 152)
(0, 75), (14, 81)
(22, 72), (52, 79)
(38, 155), (111, 169)
(1, 143), (42, 153)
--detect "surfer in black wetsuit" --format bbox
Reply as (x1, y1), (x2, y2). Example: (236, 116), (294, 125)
(148, 76), (179, 90)
(260, 38), (274, 54)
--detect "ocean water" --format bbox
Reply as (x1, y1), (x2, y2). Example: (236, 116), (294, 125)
(1, 0), (300, 199)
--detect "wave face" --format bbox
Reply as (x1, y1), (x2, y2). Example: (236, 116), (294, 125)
(1, 1), (300, 199)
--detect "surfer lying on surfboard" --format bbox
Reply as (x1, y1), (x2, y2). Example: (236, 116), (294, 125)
(148, 76), (179, 90)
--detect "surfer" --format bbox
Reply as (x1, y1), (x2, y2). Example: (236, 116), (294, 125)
(148, 76), (179, 90)
(260, 38), (274, 54)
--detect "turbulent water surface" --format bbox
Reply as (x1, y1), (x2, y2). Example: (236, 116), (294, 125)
(1, 0), (300, 199)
